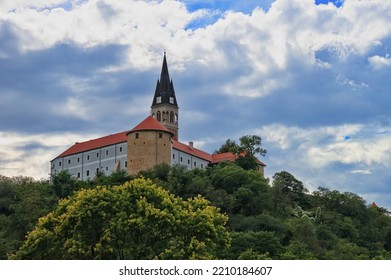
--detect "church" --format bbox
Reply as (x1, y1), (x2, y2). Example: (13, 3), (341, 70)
(50, 54), (266, 180)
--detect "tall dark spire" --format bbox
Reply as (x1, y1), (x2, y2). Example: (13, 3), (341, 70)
(150, 52), (179, 140)
(151, 52), (178, 106)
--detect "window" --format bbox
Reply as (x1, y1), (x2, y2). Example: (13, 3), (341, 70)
(125, 161), (128, 168)
(170, 111), (174, 123)
(188, 159), (190, 164)
(201, 164), (204, 168)
(68, 159), (71, 164)
(87, 155), (90, 160)
(163, 111), (167, 122)
(173, 154), (175, 159)
(159, 133), (162, 139)
(135, 133), (139, 139)
(86, 170), (90, 176)
(96, 152), (99, 158)
(157, 111), (161, 121)
(77, 157), (80, 162)
(106, 167), (108, 171)
(96, 168), (99, 174)
(59, 162), (62, 166)
(106, 150), (108, 156)
(180, 157), (183, 162)
(77, 172), (80, 179)
(194, 162), (196, 167)
(119, 147), (123, 152)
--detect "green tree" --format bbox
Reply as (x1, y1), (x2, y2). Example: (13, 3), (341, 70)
(11, 178), (230, 260)
(238, 135), (267, 157)
(282, 241), (317, 260)
(271, 171), (308, 216)
(0, 176), (57, 259)
(209, 163), (269, 215)
(51, 170), (87, 198)
(226, 231), (283, 259)
(214, 136), (266, 171)
(214, 139), (239, 154)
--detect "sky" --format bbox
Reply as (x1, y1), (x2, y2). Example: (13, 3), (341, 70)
(1, 0), (390, 209)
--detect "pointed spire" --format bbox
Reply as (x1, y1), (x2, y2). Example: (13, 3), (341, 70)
(160, 51), (170, 89)
(151, 52), (178, 107)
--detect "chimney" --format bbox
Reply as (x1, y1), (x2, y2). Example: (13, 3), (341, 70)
(189, 141), (194, 149)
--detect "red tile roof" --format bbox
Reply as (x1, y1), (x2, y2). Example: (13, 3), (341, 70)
(128, 115), (173, 135)
(172, 140), (212, 162)
(54, 116), (173, 159)
(211, 152), (237, 164)
(55, 130), (128, 159)
(211, 152), (266, 166)
(53, 116), (266, 168)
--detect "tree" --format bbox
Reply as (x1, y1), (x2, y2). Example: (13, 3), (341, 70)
(51, 170), (86, 198)
(214, 139), (239, 154)
(271, 171), (308, 213)
(225, 231), (283, 259)
(11, 178), (230, 260)
(272, 171), (307, 195)
(0, 176), (57, 259)
(238, 135), (267, 157)
(214, 135), (266, 171)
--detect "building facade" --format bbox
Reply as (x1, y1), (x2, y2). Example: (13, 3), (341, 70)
(50, 54), (265, 180)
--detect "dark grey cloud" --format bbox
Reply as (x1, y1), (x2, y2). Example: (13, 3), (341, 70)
(0, 25), (141, 134)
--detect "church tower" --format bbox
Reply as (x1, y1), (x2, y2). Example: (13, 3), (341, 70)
(151, 52), (179, 140)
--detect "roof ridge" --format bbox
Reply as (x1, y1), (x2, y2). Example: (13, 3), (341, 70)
(129, 115), (174, 135)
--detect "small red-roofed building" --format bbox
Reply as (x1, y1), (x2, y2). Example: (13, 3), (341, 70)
(50, 54), (266, 180)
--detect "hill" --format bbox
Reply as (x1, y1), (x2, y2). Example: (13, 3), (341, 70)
(1, 163), (391, 259)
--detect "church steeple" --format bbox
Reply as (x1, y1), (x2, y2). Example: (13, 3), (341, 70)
(151, 52), (179, 140)
(152, 52), (178, 107)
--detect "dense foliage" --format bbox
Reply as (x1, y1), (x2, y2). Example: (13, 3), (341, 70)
(11, 178), (229, 260)
(1, 162), (391, 259)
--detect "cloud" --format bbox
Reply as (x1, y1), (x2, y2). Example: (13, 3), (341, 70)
(258, 123), (391, 169)
(368, 55), (391, 70)
(0, 131), (101, 179)
(253, 122), (391, 209)
(350, 169), (372, 175)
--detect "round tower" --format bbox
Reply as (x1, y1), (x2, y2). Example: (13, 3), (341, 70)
(126, 115), (174, 174)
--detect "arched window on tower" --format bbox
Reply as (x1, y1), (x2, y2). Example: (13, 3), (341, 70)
(163, 111), (169, 122)
(170, 111), (174, 123)
(175, 114), (178, 124)
(157, 111), (161, 121)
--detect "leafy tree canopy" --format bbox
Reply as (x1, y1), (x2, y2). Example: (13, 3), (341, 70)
(214, 135), (266, 157)
(11, 178), (230, 260)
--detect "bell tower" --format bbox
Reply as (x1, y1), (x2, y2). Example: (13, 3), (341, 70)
(150, 52), (179, 140)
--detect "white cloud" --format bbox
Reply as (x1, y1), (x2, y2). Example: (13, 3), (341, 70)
(0, 131), (101, 179)
(350, 169), (372, 175)
(368, 55), (391, 70)
(307, 134), (391, 168)
(0, 0), (68, 12)
(0, 0), (389, 103)
(258, 123), (391, 171)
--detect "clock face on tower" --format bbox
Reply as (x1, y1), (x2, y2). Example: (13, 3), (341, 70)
(169, 97), (174, 104)
(156, 96), (162, 103)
